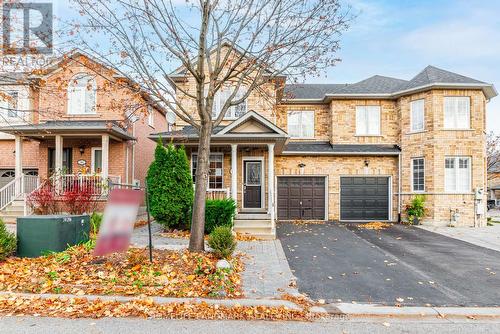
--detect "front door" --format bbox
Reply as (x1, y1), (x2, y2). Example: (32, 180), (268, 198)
(243, 160), (262, 208)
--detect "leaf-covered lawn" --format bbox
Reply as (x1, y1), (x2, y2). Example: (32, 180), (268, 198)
(0, 246), (242, 298)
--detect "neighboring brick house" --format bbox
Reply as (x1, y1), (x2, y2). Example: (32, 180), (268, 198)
(0, 50), (166, 220)
(488, 161), (500, 206)
(152, 63), (496, 237)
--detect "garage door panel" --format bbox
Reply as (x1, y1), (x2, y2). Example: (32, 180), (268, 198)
(277, 177), (326, 220)
(340, 177), (389, 221)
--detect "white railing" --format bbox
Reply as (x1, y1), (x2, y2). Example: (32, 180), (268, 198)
(59, 174), (121, 196)
(0, 176), (20, 211)
(0, 174), (39, 211)
(206, 188), (230, 200)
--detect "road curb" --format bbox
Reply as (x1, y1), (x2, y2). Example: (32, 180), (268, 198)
(0, 291), (305, 311)
(332, 303), (500, 317)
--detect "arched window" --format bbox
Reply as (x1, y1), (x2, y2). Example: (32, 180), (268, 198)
(67, 74), (96, 115)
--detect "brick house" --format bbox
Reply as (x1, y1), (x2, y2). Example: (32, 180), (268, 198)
(152, 64), (497, 238)
(0, 50), (166, 221)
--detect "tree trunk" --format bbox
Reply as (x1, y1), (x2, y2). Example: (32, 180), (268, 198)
(189, 120), (212, 251)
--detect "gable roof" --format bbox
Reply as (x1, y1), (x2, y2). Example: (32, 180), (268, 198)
(215, 110), (287, 137)
(283, 66), (497, 102)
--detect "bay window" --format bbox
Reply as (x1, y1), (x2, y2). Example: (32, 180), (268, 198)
(445, 157), (471, 192)
(444, 97), (470, 129)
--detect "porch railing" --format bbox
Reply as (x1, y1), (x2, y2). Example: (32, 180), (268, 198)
(0, 174), (40, 211)
(206, 188), (230, 200)
(58, 174), (121, 196)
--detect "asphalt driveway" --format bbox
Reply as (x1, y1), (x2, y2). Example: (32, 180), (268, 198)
(277, 222), (500, 307)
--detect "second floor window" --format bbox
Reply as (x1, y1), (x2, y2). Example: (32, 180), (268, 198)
(356, 106), (380, 135)
(410, 99), (425, 132)
(411, 158), (425, 192)
(445, 157), (471, 192)
(211, 87), (247, 120)
(191, 153), (223, 189)
(0, 91), (19, 118)
(67, 74), (97, 115)
(147, 106), (154, 127)
(444, 96), (470, 129)
(288, 110), (314, 138)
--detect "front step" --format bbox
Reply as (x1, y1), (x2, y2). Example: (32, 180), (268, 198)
(233, 212), (275, 239)
(235, 213), (270, 220)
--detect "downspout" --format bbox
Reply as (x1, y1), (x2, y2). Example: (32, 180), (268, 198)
(125, 143), (129, 184)
(398, 152), (402, 223)
(132, 123), (136, 184)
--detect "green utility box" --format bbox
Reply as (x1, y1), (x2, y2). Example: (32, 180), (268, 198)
(17, 215), (90, 258)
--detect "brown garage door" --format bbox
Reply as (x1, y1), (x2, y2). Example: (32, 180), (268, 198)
(277, 177), (326, 220)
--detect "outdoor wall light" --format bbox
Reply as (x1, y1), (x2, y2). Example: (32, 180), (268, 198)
(364, 160), (369, 167)
(79, 146), (85, 155)
(298, 163), (306, 168)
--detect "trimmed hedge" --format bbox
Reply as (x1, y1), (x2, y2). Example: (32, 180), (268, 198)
(147, 141), (194, 229)
(205, 199), (236, 234)
(0, 219), (16, 261)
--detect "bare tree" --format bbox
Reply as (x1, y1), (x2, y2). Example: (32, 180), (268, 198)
(68, 0), (351, 251)
(487, 131), (500, 181)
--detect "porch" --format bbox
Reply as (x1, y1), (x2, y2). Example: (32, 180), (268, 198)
(151, 111), (289, 238)
(0, 121), (133, 217)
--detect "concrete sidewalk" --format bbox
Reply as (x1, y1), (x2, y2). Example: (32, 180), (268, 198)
(418, 224), (500, 252)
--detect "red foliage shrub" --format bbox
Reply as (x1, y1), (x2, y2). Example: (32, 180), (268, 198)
(61, 185), (98, 214)
(26, 183), (57, 215)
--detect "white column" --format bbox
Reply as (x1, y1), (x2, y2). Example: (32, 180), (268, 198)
(267, 143), (275, 222)
(101, 134), (110, 181)
(14, 135), (23, 195)
(231, 144), (238, 202)
(55, 135), (63, 173)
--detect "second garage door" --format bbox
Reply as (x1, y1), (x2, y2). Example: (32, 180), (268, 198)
(277, 177), (326, 220)
(340, 176), (390, 221)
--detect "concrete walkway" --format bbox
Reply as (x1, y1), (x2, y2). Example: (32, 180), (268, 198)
(131, 223), (298, 299)
(418, 224), (500, 252)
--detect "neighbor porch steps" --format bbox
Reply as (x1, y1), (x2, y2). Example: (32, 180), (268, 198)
(233, 212), (275, 239)
(0, 199), (25, 224)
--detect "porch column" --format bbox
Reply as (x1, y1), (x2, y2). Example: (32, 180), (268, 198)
(101, 134), (109, 181)
(231, 144), (238, 202)
(14, 135), (23, 195)
(55, 135), (63, 173)
(267, 143), (275, 222)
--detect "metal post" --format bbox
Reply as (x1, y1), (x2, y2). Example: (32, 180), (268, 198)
(145, 180), (153, 263)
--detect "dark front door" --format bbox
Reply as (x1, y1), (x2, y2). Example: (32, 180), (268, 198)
(243, 160), (262, 208)
(340, 176), (389, 221)
(277, 177), (326, 220)
(48, 148), (73, 174)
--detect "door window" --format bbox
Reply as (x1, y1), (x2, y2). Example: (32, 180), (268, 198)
(245, 161), (261, 185)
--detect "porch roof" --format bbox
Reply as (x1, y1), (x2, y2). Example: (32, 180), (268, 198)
(0, 120), (135, 141)
(282, 141), (401, 156)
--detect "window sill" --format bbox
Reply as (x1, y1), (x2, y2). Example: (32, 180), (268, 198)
(442, 128), (474, 131)
(406, 130), (426, 135)
(64, 114), (100, 118)
(355, 134), (382, 137)
(290, 137), (316, 140)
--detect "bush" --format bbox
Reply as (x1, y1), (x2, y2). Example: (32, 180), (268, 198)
(406, 195), (426, 224)
(208, 226), (236, 259)
(0, 220), (16, 261)
(26, 182), (57, 215)
(147, 141), (193, 229)
(90, 212), (103, 234)
(205, 199), (236, 234)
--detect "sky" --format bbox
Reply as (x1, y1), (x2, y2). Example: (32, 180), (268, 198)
(51, 0), (499, 133)
(321, 0), (500, 133)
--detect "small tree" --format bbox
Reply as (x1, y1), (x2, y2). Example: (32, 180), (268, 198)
(147, 141), (194, 228)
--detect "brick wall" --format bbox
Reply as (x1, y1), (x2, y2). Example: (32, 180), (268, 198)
(277, 104), (330, 141)
(0, 139), (39, 169)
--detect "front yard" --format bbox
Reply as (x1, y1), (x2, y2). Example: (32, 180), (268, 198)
(0, 244), (242, 298)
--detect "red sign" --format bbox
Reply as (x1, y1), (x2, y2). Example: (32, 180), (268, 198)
(93, 189), (144, 257)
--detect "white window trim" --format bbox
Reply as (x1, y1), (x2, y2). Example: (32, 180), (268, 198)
(355, 105), (381, 136)
(443, 96), (471, 130)
(91, 147), (102, 174)
(410, 99), (425, 133)
(67, 73), (97, 115)
(444, 156), (472, 193)
(210, 86), (248, 120)
(147, 105), (154, 128)
(190, 152), (224, 190)
(411, 157), (425, 193)
(287, 110), (315, 139)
